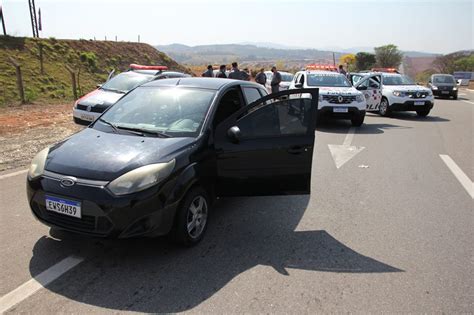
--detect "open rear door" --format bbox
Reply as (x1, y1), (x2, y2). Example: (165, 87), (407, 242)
(214, 88), (319, 196)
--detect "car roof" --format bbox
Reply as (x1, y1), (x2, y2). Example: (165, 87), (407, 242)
(141, 77), (262, 90)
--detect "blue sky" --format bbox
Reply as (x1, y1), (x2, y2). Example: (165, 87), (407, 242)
(1, 0), (473, 54)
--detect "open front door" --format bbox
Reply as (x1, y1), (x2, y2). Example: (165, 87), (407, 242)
(354, 74), (382, 111)
(214, 88), (319, 196)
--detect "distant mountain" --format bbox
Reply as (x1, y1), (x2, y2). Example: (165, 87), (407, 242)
(238, 42), (309, 50)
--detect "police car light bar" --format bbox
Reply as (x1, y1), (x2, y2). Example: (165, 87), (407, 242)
(371, 68), (399, 73)
(129, 64), (168, 71)
(306, 64), (338, 72)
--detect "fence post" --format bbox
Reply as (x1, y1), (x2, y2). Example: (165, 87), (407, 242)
(65, 65), (77, 100)
(38, 42), (44, 75)
(8, 57), (25, 104)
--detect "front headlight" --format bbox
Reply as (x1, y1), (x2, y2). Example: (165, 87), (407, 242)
(453, 87), (457, 91)
(392, 91), (405, 97)
(107, 159), (176, 196)
(431, 85), (438, 90)
(28, 147), (49, 179)
(356, 94), (364, 102)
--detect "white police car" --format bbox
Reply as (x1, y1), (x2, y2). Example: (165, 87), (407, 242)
(289, 70), (366, 126)
(265, 71), (294, 93)
(350, 71), (434, 117)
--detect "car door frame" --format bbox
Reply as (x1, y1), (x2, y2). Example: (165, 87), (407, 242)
(354, 74), (382, 111)
(213, 88), (319, 197)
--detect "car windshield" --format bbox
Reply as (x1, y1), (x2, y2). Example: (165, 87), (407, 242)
(307, 74), (351, 87)
(382, 74), (415, 85)
(433, 75), (456, 84)
(98, 87), (215, 137)
(101, 72), (152, 93)
(281, 73), (294, 82)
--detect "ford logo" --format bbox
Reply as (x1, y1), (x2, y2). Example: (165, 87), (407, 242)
(337, 95), (344, 103)
(60, 176), (77, 187)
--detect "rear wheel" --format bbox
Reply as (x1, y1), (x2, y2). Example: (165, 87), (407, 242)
(416, 109), (430, 117)
(172, 186), (210, 246)
(351, 112), (365, 127)
(378, 97), (390, 116)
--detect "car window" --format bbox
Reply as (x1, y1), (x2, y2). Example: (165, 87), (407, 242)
(243, 87), (263, 104)
(101, 72), (151, 92)
(357, 78), (370, 88)
(236, 98), (311, 139)
(99, 87), (216, 137)
(299, 74), (305, 85)
(433, 75), (456, 84)
(382, 74), (415, 85)
(369, 76), (380, 88)
(307, 73), (351, 87)
(351, 75), (364, 85)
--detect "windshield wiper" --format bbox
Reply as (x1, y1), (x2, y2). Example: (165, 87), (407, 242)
(115, 125), (171, 138)
(101, 87), (127, 94)
(98, 118), (118, 133)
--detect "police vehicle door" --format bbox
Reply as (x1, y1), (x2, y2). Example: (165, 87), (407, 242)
(354, 74), (382, 111)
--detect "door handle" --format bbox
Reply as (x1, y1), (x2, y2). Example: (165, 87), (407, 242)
(288, 146), (307, 154)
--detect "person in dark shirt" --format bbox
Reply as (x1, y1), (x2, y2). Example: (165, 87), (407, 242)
(228, 62), (249, 81)
(255, 68), (267, 86)
(270, 66), (282, 93)
(338, 65), (347, 76)
(216, 65), (227, 78)
(202, 65), (214, 77)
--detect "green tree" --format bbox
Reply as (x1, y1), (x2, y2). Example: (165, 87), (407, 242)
(374, 44), (403, 68)
(355, 52), (376, 71)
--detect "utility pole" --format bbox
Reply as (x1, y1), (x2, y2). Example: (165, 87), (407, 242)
(138, 35), (140, 43)
(332, 52), (336, 66)
(0, 5), (6, 36)
(28, 0), (39, 37)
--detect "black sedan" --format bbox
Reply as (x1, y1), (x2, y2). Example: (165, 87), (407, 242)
(427, 74), (458, 99)
(27, 78), (319, 246)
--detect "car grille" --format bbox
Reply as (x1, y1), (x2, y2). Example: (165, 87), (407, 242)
(322, 95), (356, 104)
(76, 104), (109, 113)
(438, 86), (453, 91)
(406, 92), (429, 99)
(32, 203), (113, 235)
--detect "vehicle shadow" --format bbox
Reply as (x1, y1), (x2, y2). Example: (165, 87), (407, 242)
(317, 118), (410, 134)
(386, 112), (450, 122)
(29, 196), (402, 313)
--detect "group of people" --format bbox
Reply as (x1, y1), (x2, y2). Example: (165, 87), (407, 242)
(202, 62), (283, 93)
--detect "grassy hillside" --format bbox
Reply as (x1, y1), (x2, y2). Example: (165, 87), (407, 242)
(0, 36), (189, 106)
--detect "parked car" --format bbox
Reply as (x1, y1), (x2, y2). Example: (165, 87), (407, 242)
(428, 74), (458, 99)
(350, 71), (434, 117)
(27, 78), (319, 246)
(72, 65), (190, 125)
(289, 70), (366, 126)
(265, 71), (294, 93)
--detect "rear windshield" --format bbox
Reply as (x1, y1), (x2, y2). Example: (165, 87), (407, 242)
(101, 72), (152, 93)
(281, 73), (294, 82)
(433, 75), (456, 84)
(382, 74), (415, 85)
(307, 74), (351, 87)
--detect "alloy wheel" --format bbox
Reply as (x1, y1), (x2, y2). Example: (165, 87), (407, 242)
(186, 196), (208, 239)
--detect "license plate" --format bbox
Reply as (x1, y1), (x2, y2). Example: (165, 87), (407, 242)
(80, 114), (95, 121)
(414, 101), (425, 106)
(333, 107), (348, 113)
(441, 91), (450, 94)
(45, 196), (81, 218)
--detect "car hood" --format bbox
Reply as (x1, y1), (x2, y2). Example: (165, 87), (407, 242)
(383, 85), (430, 92)
(317, 86), (362, 95)
(45, 128), (195, 181)
(432, 83), (456, 87)
(77, 89), (124, 107)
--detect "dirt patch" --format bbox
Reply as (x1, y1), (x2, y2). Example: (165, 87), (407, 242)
(0, 103), (84, 172)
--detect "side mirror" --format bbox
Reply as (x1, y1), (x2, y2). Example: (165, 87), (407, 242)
(96, 84), (102, 89)
(357, 85), (367, 91)
(227, 126), (241, 144)
(295, 83), (303, 88)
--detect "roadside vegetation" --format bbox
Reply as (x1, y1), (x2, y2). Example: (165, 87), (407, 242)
(0, 36), (190, 106)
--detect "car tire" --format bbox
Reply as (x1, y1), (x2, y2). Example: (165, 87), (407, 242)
(416, 109), (430, 117)
(351, 112), (365, 127)
(453, 94), (458, 100)
(172, 186), (210, 247)
(378, 97), (390, 117)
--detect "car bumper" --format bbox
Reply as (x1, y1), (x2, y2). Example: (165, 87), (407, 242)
(432, 90), (457, 97)
(318, 106), (365, 119)
(72, 109), (101, 124)
(389, 100), (434, 112)
(27, 173), (180, 238)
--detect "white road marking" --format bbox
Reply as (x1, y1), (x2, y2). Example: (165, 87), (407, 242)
(0, 256), (84, 313)
(0, 169), (28, 180)
(462, 100), (474, 105)
(440, 155), (474, 199)
(328, 127), (365, 169)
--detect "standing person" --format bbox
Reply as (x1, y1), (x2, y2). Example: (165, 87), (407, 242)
(216, 65), (227, 78)
(255, 68), (267, 86)
(228, 62), (240, 80)
(202, 65), (214, 77)
(338, 64), (347, 76)
(270, 66), (282, 93)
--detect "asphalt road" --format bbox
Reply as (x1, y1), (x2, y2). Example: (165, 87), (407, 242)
(0, 91), (472, 313)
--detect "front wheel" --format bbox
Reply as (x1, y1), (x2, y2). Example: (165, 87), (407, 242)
(378, 98), (390, 117)
(416, 109), (430, 117)
(351, 112), (365, 127)
(172, 186), (210, 246)
(453, 94), (458, 100)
